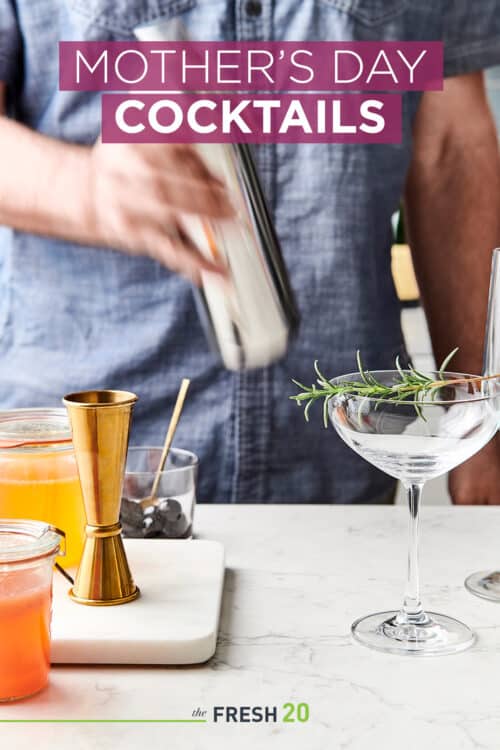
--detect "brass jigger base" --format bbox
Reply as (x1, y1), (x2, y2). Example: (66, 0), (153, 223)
(68, 587), (140, 606)
(69, 523), (140, 607)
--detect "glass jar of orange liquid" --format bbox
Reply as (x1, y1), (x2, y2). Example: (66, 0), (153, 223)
(0, 409), (85, 567)
(0, 520), (63, 701)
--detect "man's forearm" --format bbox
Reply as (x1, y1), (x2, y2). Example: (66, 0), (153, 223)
(0, 113), (92, 243)
(404, 98), (500, 374)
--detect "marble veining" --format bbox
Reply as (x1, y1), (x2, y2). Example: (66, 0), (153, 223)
(2, 505), (500, 750)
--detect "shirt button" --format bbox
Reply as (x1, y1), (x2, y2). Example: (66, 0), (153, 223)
(245, 0), (262, 17)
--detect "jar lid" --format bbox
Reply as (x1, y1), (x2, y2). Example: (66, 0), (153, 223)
(0, 520), (62, 563)
(0, 408), (72, 450)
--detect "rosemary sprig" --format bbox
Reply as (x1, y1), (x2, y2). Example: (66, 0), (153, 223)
(290, 349), (500, 428)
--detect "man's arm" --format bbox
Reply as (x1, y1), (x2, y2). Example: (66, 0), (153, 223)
(0, 83), (230, 279)
(404, 71), (500, 504)
(0, 84), (95, 242)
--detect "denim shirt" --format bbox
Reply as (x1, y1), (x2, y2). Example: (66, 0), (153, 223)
(0, 1), (499, 503)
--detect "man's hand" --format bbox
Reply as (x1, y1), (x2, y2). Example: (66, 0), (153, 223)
(87, 141), (233, 281)
(0, 83), (233, 282)
(449, 436), (500, 504)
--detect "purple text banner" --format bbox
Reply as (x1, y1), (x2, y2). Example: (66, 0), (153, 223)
(101, 94), (402, 145)
(61, 42), (443, 92)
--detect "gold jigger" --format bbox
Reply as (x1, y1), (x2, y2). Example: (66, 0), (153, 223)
(63, 390), (140, 606)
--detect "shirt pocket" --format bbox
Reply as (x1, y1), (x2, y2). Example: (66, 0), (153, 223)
(318, 0), (408, 26)
(68, 0), (197, 36)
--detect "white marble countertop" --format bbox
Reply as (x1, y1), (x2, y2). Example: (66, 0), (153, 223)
(3, 504), (500, 750)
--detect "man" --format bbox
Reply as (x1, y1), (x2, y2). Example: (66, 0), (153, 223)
(0, 1), (499, 504)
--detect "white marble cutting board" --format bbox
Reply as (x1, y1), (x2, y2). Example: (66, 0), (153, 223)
(51, 539), (225, 665)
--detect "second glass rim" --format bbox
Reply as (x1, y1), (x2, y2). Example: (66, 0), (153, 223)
(126, 446), (199, 475)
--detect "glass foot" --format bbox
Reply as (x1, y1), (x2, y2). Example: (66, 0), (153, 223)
(351, 610), (476, 656)
(465, 571), (500, 602)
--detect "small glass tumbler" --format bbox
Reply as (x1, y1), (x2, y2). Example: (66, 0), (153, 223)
(0, 520), (63, 701)
(121, 447), (198, 539)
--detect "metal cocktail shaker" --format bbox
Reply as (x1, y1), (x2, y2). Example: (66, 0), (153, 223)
(184, 142), (300, 370)
(134, 22), (300, 370)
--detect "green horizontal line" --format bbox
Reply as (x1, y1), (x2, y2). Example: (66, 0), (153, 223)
(0, 720), (207, 724)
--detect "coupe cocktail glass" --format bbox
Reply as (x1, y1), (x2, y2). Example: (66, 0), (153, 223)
(329, 371), (499, 655)
(465, 248), (500, 601)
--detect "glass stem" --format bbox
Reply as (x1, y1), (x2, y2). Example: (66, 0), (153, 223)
(400, 482), (427, 624)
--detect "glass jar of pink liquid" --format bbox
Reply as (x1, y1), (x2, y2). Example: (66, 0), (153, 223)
(0, 520), (63, 701)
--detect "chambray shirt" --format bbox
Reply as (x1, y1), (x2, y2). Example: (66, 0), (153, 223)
(0, 1), (499, 503)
